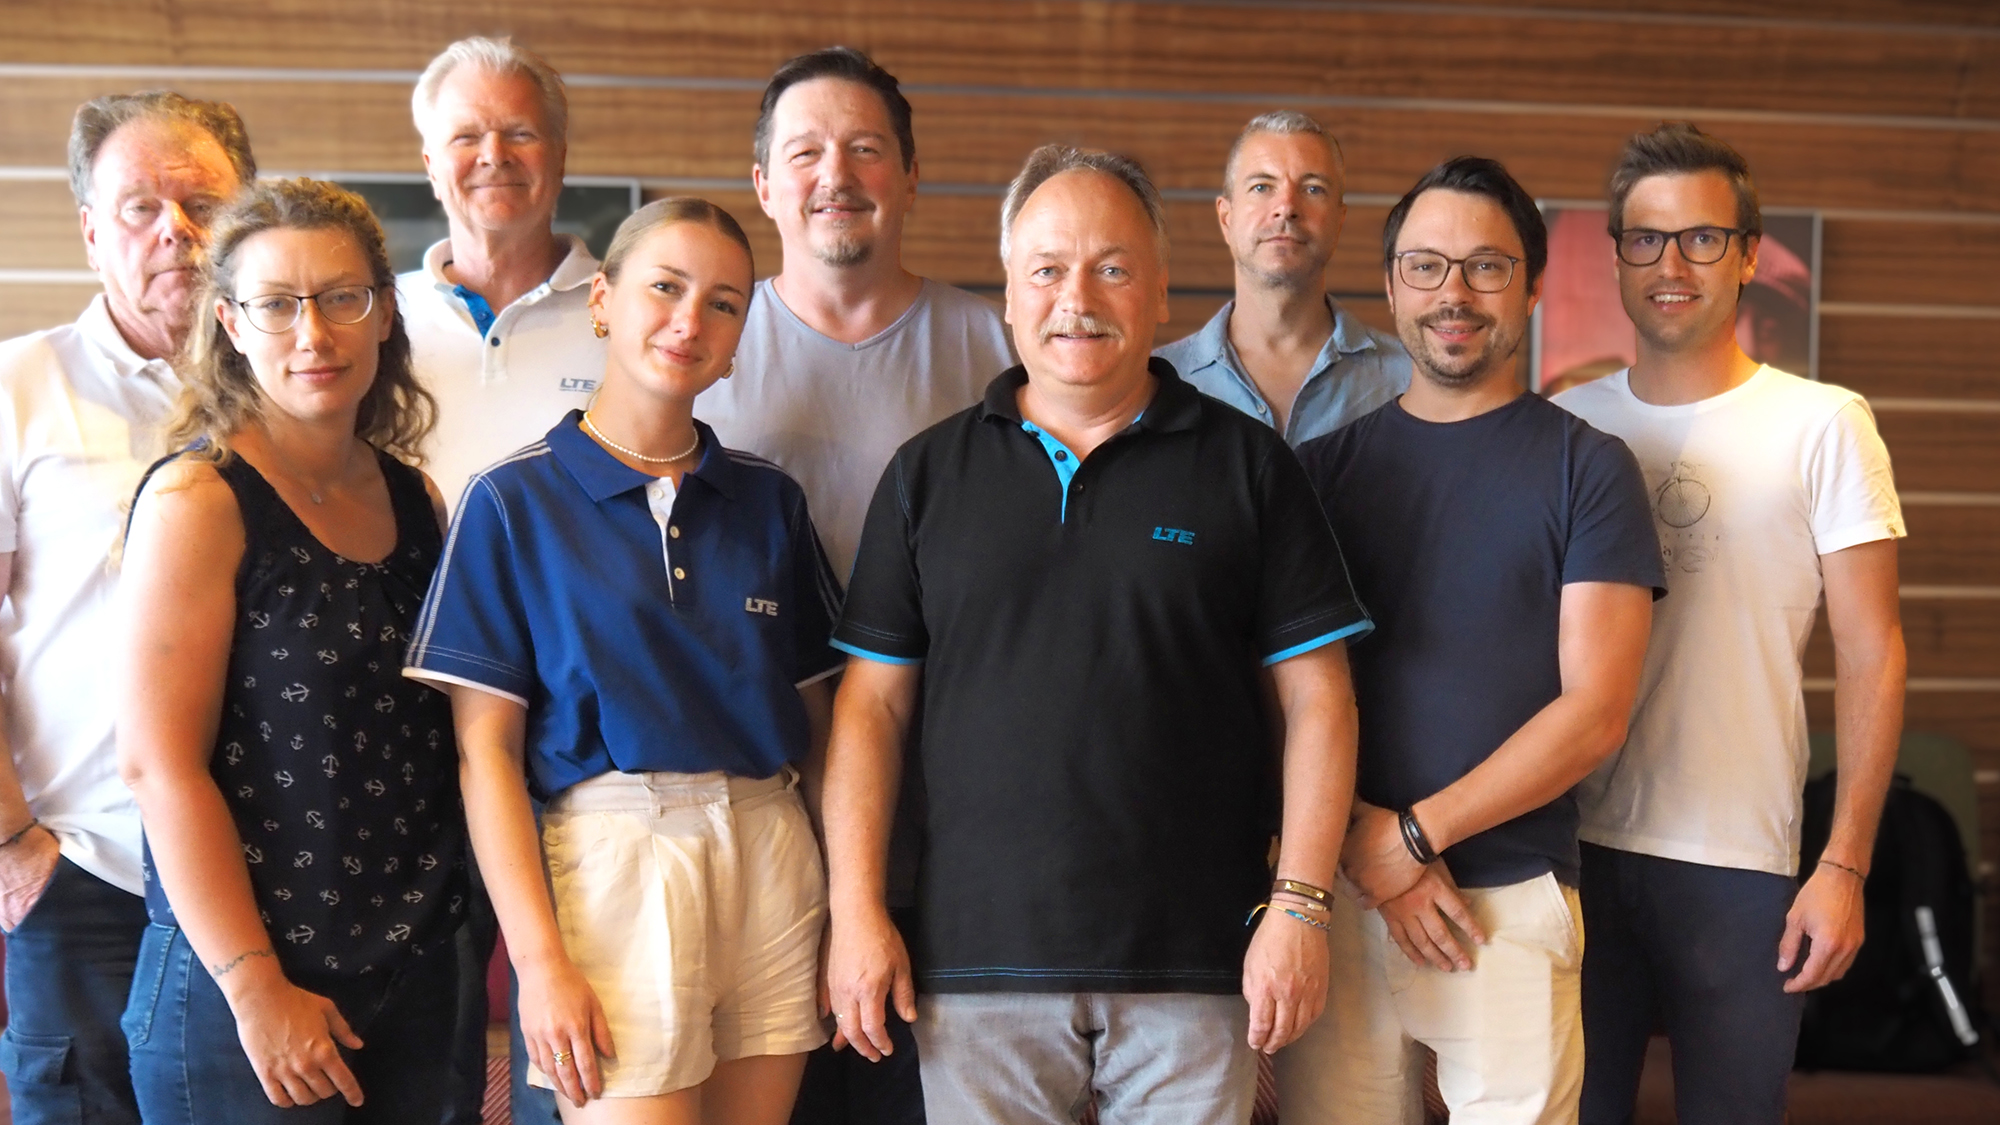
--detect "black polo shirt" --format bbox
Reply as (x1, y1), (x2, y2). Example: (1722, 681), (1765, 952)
(834, 358), (1370, 994)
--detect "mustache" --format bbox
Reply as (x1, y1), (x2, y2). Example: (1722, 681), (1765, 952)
(1417, 304), (1494, 332)
(1039, 313), (1121, 344)
(807, 190), (874, 212)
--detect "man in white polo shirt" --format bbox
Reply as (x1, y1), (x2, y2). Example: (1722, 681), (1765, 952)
(695, 47), (1013, 1125)
(394, 36), (604, 1124)
(397, 35), (606, 507)
(0, 91), (252, 1125)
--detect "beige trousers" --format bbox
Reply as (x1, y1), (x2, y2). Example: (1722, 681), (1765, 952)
(1275, 872), (1585, 1125)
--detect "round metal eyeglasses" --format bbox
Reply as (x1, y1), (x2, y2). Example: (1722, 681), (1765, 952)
(227, 285), (378, 333)
(1611, 226), (1750, 267)
(1392, 251), (1522, 293)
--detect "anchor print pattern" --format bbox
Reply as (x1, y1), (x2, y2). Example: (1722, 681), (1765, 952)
(140, 452), (467, 979)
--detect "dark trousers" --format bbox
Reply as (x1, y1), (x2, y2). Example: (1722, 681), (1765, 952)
(1579, 842), (1807, 1125)
(787, 909), (926, 1125)
(0, 857), (148, 1125)
(124, 923), (458, 1124)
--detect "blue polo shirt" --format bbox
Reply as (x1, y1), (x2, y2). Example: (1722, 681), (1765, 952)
(1154, 294), (1412, 447)
(405, 411), (844, 798)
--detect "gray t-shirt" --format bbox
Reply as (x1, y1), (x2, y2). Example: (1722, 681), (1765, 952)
(698, 277), (1015, 580)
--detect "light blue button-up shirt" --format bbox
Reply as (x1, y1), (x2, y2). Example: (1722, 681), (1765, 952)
(1155, 295), (1412, 447)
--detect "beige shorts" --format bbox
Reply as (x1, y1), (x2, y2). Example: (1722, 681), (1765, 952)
(531, 768), (829, 1098)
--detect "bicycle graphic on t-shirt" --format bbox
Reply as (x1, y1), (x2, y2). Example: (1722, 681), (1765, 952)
(1652, 461), (1717, 574)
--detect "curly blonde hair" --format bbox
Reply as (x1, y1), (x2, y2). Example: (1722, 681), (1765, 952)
(166, 177), (435, 463)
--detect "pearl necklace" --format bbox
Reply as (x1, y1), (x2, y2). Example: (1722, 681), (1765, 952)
(582, 412), (701, 465)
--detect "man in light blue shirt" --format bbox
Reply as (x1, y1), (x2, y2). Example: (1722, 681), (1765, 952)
(1157, 111), (1410, 445)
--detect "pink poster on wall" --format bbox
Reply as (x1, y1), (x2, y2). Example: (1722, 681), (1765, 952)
(1532, 205), (1820, 395)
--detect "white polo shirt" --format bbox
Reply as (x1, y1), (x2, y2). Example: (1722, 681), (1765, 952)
(0, 295), (182, 896)
(397, 235), (607, 506)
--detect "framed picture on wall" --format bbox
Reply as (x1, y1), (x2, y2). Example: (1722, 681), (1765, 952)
(326, 173), (643, 274)
(1530, 203), (1821, 395)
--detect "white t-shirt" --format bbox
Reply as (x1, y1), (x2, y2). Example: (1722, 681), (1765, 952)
(397, 235), (607, 507)
(1553, 366), (1904, 876)
(0, 295), (182, 895)
(697, 278), (1014, 580)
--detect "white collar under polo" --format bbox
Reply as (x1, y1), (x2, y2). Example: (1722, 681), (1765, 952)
(397, 234), (608, 507)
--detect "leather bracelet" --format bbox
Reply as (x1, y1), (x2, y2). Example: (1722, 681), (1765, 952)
(1399, 808), (1439, 866)
(1818, 857), (1867, 883)
(1272, 878), (1330, 904)
(0, 818), (39, 849)
(1271, 891), (1330, 913)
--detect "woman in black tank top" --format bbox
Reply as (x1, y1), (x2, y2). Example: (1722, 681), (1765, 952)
(115, 179), (466, 1123)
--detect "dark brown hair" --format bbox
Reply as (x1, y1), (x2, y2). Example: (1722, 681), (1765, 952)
(754, 47), (915, 173)
(1607, 122), (1761, 237)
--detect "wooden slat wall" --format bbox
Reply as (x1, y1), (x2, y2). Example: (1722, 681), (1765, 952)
(5, 0), (2000, 1006)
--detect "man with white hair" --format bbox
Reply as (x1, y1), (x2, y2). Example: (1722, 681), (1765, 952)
(395, 35), (602, 1124)
(398, 34), (606, 506)
(0, 90), (252, 1125)
(820, 144), (1365, 1124)
(1156, 111), (1408, 444)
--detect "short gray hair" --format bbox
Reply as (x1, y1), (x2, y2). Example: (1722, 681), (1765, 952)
(412, 36), (569, 146)
(999, 144), (1168, 264)
(1223, 110), (1345, 195)
(67, 91), (256, 206)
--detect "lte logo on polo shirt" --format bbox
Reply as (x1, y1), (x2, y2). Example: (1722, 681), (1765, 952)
(559, 378), (599, 393)
(745, 598), (780, 616)
(1151, 527), (1196, 546)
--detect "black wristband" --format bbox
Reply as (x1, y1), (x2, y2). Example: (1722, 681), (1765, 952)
(1399, 808), (1438, 866)
(0, 818), (40, 849)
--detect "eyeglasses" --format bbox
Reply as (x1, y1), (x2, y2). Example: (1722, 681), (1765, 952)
(227, 285), (378, 333)
(1611, 226), (1749, 267)
(1392, 251), (1522, 293)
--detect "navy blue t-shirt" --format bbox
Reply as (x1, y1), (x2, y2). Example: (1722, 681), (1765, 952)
(1297, 393), (1663, 888)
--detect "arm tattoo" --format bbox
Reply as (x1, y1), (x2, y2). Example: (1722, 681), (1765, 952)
(209, 948), (276, 978)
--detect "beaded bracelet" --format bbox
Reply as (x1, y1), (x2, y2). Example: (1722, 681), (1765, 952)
(1246, 902), (1331, 932)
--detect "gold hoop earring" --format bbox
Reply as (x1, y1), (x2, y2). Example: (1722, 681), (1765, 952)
(723, 361), (735, 379)
(590, 317), (609, 339)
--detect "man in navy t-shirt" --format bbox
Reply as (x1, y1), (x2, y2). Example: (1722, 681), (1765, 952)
(1276, 157), (1664, 1125)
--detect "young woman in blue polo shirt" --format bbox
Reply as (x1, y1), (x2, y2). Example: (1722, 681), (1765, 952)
(406, 198), (842, 1123)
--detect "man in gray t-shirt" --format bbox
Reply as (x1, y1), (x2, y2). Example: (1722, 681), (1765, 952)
(695, 47), (1010, 1125)
(703, 276), (1010, 579)
(700, 49), (1010, 583)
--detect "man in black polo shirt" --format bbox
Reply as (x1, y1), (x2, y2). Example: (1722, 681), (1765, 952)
(1275, 157), (1663, 1125)
(819, 144), (1368, 1124)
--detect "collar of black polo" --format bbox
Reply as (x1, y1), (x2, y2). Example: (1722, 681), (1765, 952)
(546, 410), (746, 503)
(976, 356), (1203, 433)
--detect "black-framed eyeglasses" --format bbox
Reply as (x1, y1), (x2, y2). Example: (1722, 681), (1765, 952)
(1611, 226), (1750, 267)
(227, 285), (379, 333)
(1392, 250), (1522, 293)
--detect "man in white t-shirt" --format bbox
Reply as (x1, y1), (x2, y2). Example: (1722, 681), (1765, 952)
(694, 47), (1012, 1125)
(397, 36), (607, 508)
(393, 37), (605, 1125)
(0, 92), (252, 1125)
(1553, 123), (1906, 1125)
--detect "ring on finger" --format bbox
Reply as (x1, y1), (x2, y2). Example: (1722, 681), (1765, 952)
(551, 1050), (573, 1066)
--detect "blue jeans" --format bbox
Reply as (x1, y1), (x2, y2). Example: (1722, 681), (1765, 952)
(1579, 842), (1806, 1125)
(124, 924), (458, 1124)
(0, 856), (149, 1125)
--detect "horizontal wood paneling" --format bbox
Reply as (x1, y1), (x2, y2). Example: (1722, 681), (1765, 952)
(1900, 505), (2000, 587)
(0, 282), (96, 340)
(1807, 599), (2000, 680)
(0, 179), (83, 270)
(6, 73), (2000, 213)
(4, 1), (1999, 122)
(1820, 220), (2000, 308)
(1877, 413), (2000, 493)
(1819, 316), (2000, 400)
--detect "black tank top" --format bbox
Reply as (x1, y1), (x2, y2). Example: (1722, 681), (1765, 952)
(138, 448), (468, 981)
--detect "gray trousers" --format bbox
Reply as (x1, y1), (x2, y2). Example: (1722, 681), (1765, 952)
(913, 992), (1258, 1125)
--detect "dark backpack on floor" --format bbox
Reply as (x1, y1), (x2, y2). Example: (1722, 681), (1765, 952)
(1796, 771), (1982, 1072)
